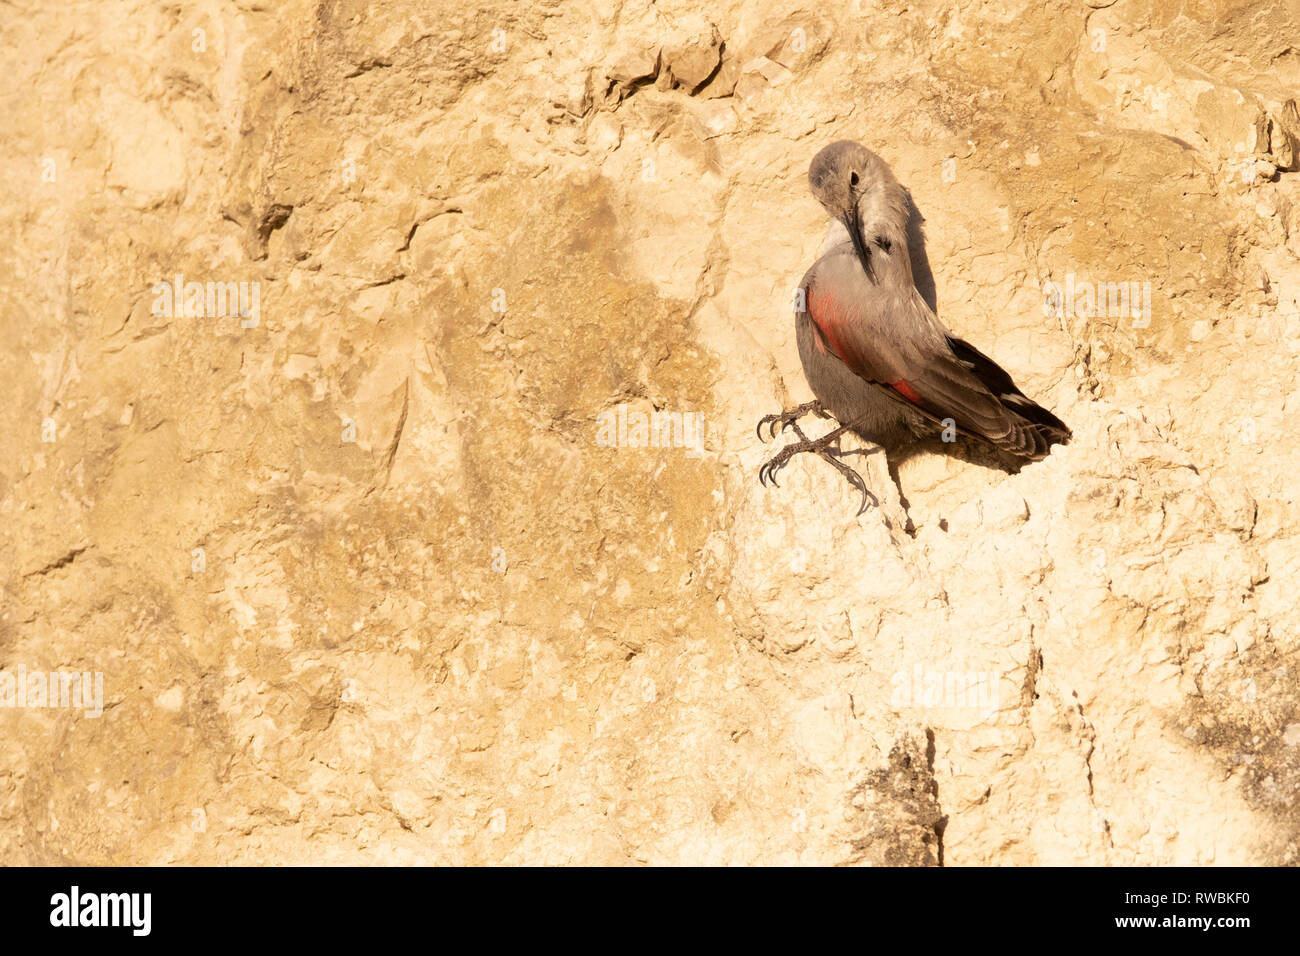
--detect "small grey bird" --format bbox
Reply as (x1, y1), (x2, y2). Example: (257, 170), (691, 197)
(759, 141), (1071, 513)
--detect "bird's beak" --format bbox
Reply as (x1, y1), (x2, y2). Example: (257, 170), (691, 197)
(840, 204), (874, 281)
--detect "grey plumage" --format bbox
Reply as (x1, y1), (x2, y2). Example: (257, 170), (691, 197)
(794, 141), (1070, 461)
(759, 141), (1070, 510)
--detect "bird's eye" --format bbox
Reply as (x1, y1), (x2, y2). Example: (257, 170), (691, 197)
(850, 171), (859, 187)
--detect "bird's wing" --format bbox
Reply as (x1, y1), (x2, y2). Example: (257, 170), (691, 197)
(804, 252), (1065, 458)
(945, 335), (1072, 440)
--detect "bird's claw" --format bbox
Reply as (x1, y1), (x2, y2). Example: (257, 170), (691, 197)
(756, 401), (832, 443)
(758, 424), (879, 516)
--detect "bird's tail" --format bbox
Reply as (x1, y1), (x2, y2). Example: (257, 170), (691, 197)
(946, 335), (1071, 460)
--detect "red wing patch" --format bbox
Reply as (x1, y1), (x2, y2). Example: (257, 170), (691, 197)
(807, 287), (851, 363)
(890, 379), (922, 403)
(808, 287), (924, 410)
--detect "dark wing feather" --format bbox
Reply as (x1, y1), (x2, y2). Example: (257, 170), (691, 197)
(946, 335), (1072, 445)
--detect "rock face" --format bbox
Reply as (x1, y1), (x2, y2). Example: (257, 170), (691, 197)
(2, 0), (1298, 865)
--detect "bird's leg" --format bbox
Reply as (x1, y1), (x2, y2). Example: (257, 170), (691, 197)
(758, 421), (880, 515)
(755, 400), (833, 442)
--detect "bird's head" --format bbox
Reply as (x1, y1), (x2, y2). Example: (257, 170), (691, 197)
(808, 140), (895, 279)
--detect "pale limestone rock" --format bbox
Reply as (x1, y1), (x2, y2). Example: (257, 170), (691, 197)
(1275, 100), (1300, 171)
(660, 18), (722, 93)
(1, 0), (1299, 867)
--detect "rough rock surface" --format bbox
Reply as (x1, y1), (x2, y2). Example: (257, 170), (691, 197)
(2, 0), (1299, 865)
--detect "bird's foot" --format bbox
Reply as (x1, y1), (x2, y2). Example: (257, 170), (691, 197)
(756, 400), (832, 442)
(758, 422), (880, 516)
